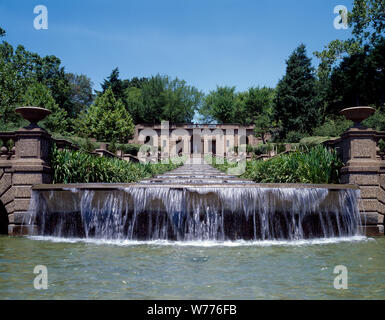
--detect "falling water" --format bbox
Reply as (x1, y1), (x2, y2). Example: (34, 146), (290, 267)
(27, 184), (362, 241)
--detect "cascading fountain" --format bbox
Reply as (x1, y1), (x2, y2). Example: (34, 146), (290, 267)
(25, 163), (362, 241)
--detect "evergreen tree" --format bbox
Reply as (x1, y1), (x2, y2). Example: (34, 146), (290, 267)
(101, 68), (126, 101)
(244, 87), (275, 124)
(79, 87), (134, 143)
(126, 77), (148, 89)
(274, 44), (320, 137)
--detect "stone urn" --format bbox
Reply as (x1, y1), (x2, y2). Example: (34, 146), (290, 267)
(15, 106), (51, 128)
(340, 106), (375, 128)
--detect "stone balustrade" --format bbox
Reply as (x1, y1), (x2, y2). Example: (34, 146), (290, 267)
(0, 132), (16, 160)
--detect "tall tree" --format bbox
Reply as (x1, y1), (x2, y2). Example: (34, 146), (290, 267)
(0, 40), (73, 129)
(244, 87), (275, 124)
(0, 58), (24, 128)
(140, 75), (168, 124)
(78, 87), (134, 143)
(161, 78), (201, 123)
(199, 86), (237, 124)
(327, 38), (385, 112)
(125, 77), (148, 89)
(124, 75), (202, 124)
(65, 73), (94, 117)
(101, 68), (126, 101)
(274, 44), (320, 137)
(254, 113), (273, 144)
(124, 86), (144, 124)
(313, 0), (385, 121)
(350, 0), (385, 45)
(245, 87), (275, 143)
(314, 0), (385, 78)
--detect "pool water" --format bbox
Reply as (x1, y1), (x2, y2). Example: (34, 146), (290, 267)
(0, 235), (384, 299)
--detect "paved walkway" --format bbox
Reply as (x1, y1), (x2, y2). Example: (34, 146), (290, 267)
(141, 162), (254, 185)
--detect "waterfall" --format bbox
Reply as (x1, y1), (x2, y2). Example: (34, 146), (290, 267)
(27, 185), (362, 241)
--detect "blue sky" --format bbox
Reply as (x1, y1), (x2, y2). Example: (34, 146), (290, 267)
(0, 0), (353, 94)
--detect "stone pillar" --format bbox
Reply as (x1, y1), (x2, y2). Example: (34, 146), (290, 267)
(337, 127), (384, 236)
(8, 126), (52, 235)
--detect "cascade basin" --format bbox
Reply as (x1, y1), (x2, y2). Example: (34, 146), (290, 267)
(29, 183), (361, 241)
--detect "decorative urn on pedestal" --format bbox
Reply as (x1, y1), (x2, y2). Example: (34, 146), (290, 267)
(15, 106), (51, 129)
(340, 106), (375, 128)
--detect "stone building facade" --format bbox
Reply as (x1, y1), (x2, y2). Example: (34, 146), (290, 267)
(129, 123), (263, 158)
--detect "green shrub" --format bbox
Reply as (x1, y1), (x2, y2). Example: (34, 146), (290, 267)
(378, 139), (385, 153)
(276, 143), (286, 154)
(252, 145), (263, 156)
(285, 131), (307, 143)
(363, 109), (385, 131)
(107, 140), (117, 154)
(252, 143), (273, 156)
(50, 146), (181, 184)
(211, 145), (342, 184)
(51, 134), (100, 151)
(0, 119), (27, 132)
(208, 155), (238, 172)
(82, 138), (97, 153)
(246, 145), (254, 153)
(6, 139), (14, 149)
(299, 136), (335, 148)
(113, 143), (141, 156)
(312, 116), (352, 137)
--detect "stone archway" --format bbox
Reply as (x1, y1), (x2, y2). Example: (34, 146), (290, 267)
(0, 200), (8, 235)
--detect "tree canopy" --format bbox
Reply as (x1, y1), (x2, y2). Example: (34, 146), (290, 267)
(0, 30), (91, 133)
(65, 73), (94, 118)
(198, 86), (274, 126)
(77, 87), (134, 143)
(101, 70), (202, 124)
(200, 86), (238, 124)
(313, 0), (385, 123)
(274, 44), (320, 137)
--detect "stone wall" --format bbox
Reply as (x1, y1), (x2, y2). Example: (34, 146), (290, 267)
(0, 126), (52, 235)
(327, 127), (385, 236)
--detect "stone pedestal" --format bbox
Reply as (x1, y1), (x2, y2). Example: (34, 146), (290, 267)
(337, 128), (384, 236)
(7, 127), (52, 236)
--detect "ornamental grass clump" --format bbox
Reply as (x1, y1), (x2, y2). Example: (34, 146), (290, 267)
(50, 146), (181, 184)
(211, 145), (342, 184)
